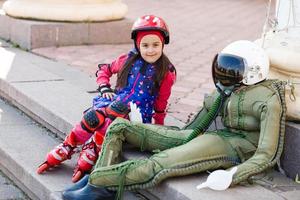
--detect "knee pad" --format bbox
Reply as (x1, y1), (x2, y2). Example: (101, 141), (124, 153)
(81, 109), (106, 133)
(105, 101), (129, 120)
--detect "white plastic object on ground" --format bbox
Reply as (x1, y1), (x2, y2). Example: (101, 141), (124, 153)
(196, 166), (238, 191)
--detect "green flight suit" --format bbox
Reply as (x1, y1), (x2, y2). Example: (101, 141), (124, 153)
(89, 80), (286, 194)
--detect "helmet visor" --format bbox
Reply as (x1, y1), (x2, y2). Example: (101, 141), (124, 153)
(212, 54), (245, 87)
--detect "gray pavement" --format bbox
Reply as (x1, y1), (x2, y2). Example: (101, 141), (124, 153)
(0, 169), (30, 200)
(32, 0), (273, 122)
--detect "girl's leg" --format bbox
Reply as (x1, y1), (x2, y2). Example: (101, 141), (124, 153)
(72, 100), (131, 182)
(37, 108), (106, 174)
(72, 118), (112, 182)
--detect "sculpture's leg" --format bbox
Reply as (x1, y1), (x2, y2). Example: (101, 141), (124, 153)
(90, 132), (239, 191)
(95, 118), (189, 167)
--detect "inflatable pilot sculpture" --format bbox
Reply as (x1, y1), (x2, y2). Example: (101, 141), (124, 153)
(62, 40), (287, 200)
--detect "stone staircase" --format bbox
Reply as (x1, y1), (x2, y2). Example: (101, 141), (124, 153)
(0, 39), (300, 200)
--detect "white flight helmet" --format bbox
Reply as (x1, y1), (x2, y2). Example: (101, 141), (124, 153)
(219, 40), (269, 85)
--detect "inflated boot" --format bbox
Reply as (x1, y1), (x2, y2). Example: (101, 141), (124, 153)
(37, 131), (77, 174)
(62, 183), (116, 200)
(65, 175), (89, 192)
(72, 131), (105, 182)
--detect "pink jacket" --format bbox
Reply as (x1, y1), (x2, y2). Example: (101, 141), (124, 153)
(96, 54), (176, 125)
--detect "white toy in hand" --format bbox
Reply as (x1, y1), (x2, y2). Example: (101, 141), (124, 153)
(129, 102), (143, 123)
(196, 166), (238, 191)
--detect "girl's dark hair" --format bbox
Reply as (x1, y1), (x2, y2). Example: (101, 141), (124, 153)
(116, 53), (176, 94)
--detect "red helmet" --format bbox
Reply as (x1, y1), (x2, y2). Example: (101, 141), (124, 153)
(131, 15), (170, 44)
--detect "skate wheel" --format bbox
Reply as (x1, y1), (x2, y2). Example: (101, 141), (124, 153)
(72, 170), (83, 183)
(37, 163), (49, 174)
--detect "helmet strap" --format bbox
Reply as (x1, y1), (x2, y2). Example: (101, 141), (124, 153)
(215, 81), (238, 97)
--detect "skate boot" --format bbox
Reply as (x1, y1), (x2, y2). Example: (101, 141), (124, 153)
(72, 132), (104, 182)
(37, 131), (78, 174)
(37, 142), (75, 174)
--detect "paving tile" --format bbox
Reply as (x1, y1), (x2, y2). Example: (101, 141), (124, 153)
(32, 0), (271, 123)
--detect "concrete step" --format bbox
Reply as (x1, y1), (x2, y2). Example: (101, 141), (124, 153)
(0, 168), (30, 200)
(0, 97), (76, 200)
(281, 122), (300, 180)
(0, 98), (143, 200)
(1, 40), (300, 200)
(0, 11), (133, 50)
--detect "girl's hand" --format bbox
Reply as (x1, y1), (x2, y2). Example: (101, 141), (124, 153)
(98, 84), (115, 100)
(102, 92), (115, 100)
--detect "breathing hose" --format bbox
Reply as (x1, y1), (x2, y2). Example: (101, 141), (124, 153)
(184, 92), (226, 143)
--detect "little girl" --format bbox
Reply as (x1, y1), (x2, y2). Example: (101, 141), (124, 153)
(37, 15), (176, 183)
